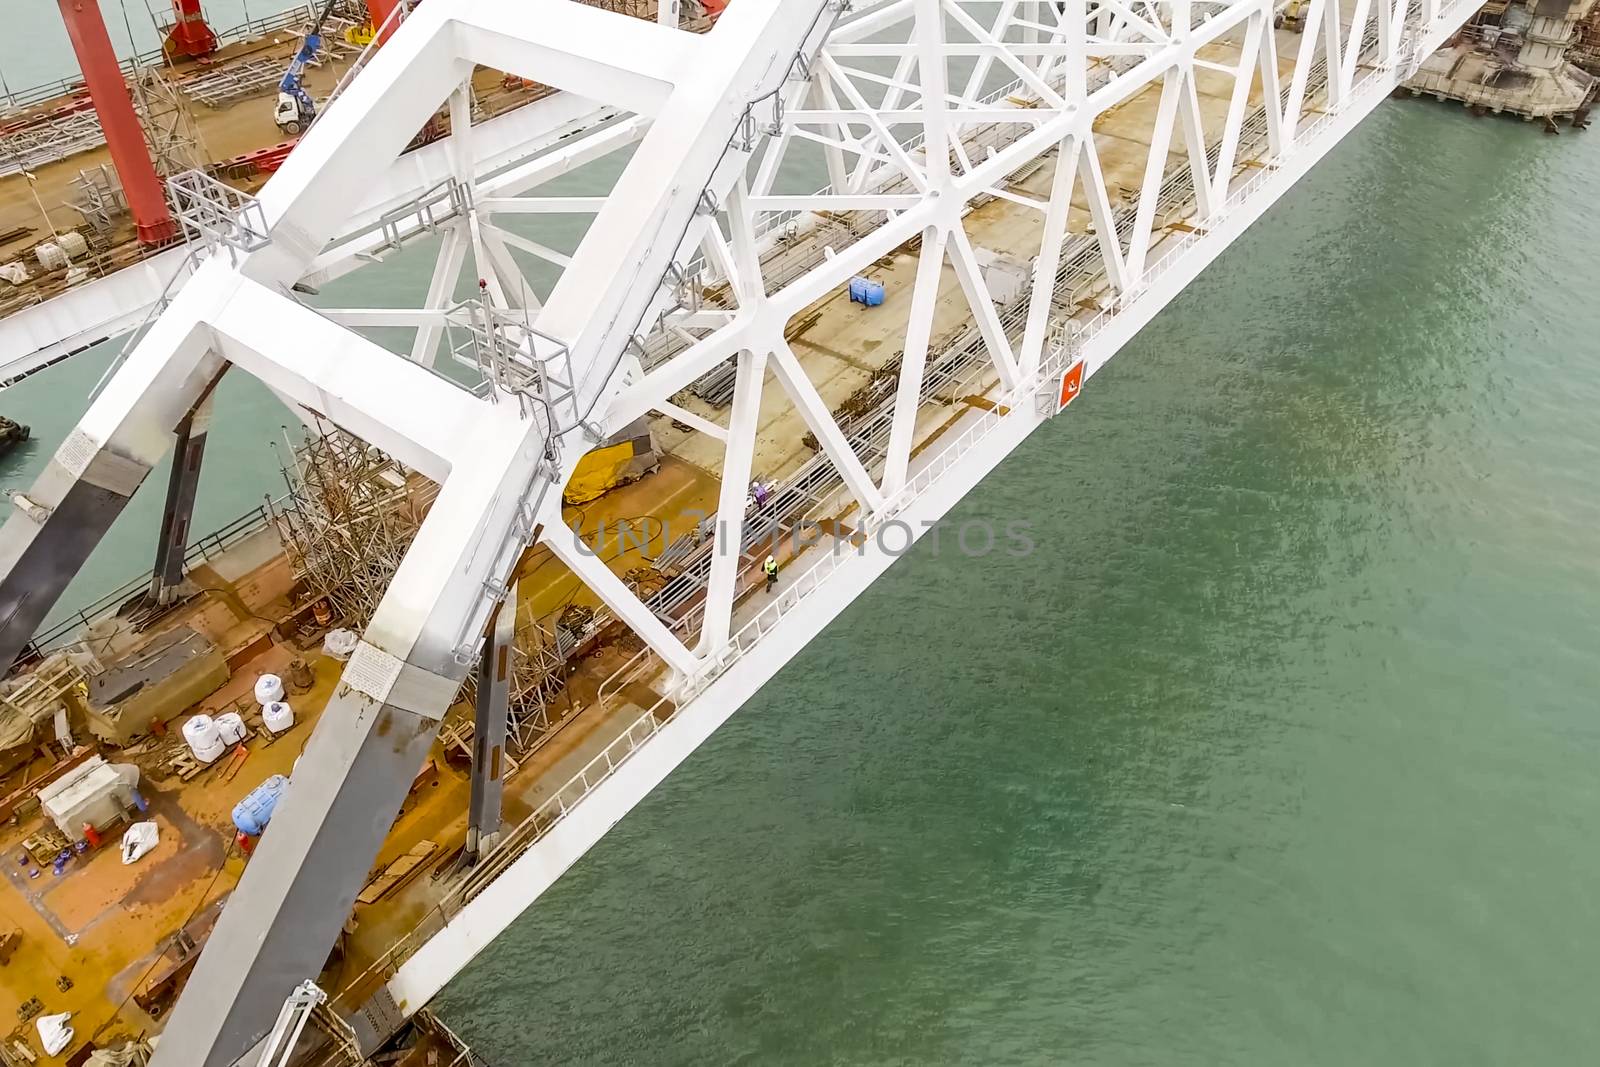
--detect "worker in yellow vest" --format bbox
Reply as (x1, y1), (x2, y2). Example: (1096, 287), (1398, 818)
(763, 554), (779, 594)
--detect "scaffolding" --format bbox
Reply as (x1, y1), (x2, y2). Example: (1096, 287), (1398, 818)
(268, 427), (434, 630)
(70, 163), (128, 237)
(131, 67), (209, 177)
(270, 424), (585, 762)
(0, 111), (104, 178)
(450, 615), (575, 758)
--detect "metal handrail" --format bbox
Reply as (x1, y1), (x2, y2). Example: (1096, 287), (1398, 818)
(334, 693), (673, 1006)
(324, 6), (1468, 1020)
(38, 0), (1468, 1015)
(86, 245), (204, 402)
(607, 10), (1443, 728)
(23, 498), (284, 656)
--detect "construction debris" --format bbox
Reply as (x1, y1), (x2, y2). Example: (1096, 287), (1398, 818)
(270, 427), (578, 759)
(357, 840), (439, 905)
(83, 1037), (155, 1067)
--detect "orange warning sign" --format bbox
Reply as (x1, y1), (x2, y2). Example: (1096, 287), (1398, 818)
(1058, 360), (1085, 410)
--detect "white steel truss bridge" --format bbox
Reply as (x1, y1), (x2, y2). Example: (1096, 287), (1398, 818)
(0, 0), (1477, 1063)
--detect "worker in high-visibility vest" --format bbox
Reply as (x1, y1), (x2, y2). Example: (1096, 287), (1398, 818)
(763, 554), (779, 593)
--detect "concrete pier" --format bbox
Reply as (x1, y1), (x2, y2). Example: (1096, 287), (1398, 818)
(1404, 0), (1599, 126)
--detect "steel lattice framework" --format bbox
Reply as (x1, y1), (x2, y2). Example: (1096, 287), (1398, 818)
(0, 0), (1477, 1063)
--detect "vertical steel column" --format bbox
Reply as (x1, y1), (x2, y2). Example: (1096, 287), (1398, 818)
(57, 0), (179, 244)
(149, 395), (213, 606)
(465, 584), (515, 863)
(0, 453), (152, 667)
(0, 285), (222, 673)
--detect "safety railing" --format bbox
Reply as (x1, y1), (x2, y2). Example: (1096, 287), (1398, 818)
(84, 244), (205, 402)
(336, 0), (1489, 1029)
(700, 396), (1009, 680)
(334, 694), (673, 1008)
(642, 10), (1434, 698)
(337, 324), (1073, 1008)
(22, 498), (285, 659)
(159, 1), (1490, 1026)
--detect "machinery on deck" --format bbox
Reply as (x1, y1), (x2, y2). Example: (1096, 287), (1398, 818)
(563, 420), (661, 505)
(1277, 0), (1310, 31)
(274, 0), (339, 134)
(161, 0), (219, 59)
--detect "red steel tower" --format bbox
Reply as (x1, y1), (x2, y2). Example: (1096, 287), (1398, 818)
(56, 0), (180, 245)
(163, 0), (219, 59)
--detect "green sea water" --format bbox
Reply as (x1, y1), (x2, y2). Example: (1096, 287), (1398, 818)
(2, 88), (1597, 1063)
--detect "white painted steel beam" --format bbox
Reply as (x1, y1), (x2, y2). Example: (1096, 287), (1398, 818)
(453, 0), (699, 117)
(542, 515), (699, 678)
(882, 226), (949, 497)
(696, 347), (767, 654)
(769, 335), (886, 515)
(206, 281), (482, 483)
(0, 2), (843, 1064)
(1, 89), (633, 380)
(412, 222), (470, 367)
(381, 0), (1483, 1026)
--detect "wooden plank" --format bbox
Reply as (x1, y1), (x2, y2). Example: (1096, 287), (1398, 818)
(356, 840), (438, 906)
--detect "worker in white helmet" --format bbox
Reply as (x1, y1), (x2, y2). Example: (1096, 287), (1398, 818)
(763, 554), (779, 594)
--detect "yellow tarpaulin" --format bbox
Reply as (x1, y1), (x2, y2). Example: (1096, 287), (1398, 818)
(563, 442), (638, 505)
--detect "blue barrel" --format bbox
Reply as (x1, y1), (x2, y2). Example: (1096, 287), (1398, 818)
(848, 276), (886, 307)
(232, 774), (289, 837)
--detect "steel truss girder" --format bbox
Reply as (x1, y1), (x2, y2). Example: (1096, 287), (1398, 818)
(382, 0), (1480, 1020)
(0, 0), (1482, 1061)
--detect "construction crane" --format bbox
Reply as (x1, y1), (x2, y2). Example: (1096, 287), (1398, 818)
(274, 0), (340, 135)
